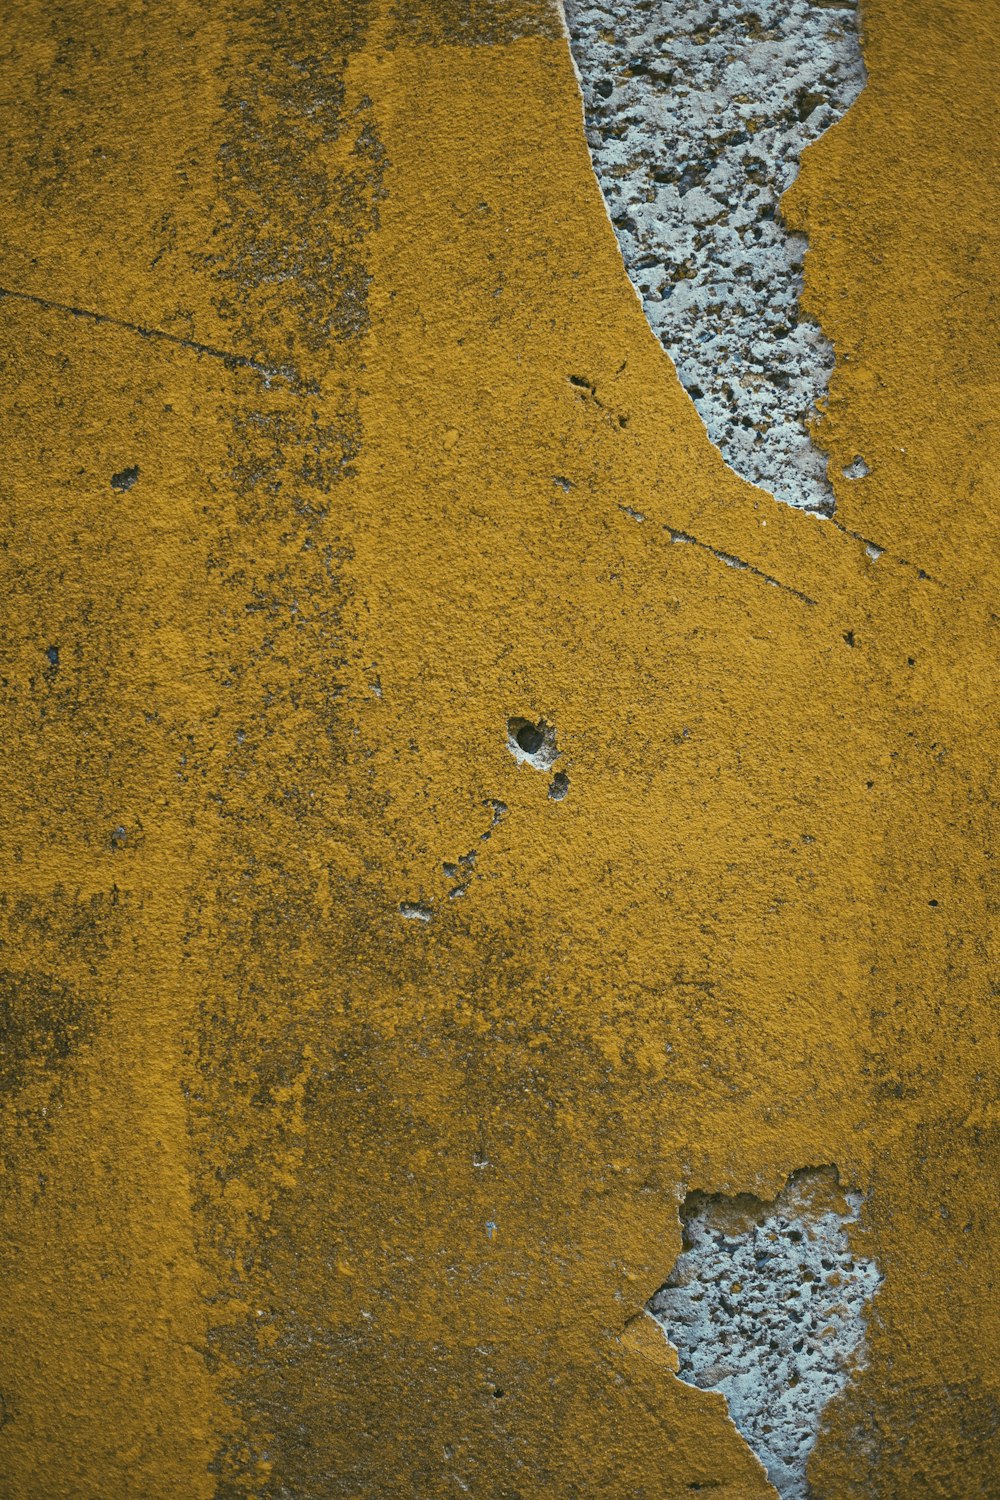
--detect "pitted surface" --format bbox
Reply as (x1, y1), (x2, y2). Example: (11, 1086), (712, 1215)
(649, 1168), (881, 1498)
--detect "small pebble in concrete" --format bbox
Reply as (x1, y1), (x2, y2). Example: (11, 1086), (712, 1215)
(111, 465), (140, 491)
(506, 716), (558, 771)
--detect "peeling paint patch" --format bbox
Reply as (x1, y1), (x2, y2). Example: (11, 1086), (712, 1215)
(649, 1167), (881, 1499)
(563, 0), (866, 513)
(110, 464), (140, 492)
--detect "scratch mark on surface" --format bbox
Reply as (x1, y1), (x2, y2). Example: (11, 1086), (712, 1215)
(0, 285), (308, 388)
(617, 501), (817, 604)
(666, 521), (817, 606)
(827, 517), (945, 583)
(567, 372), (630, 429)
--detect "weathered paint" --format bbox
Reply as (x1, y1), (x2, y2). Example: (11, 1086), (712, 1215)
(0, 2), (996, 1496)
(563, 0), (868, 514)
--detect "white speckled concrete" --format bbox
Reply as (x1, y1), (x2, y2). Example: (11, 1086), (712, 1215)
(649, 1168), (881, 1498)
(562, 0), (866, 513)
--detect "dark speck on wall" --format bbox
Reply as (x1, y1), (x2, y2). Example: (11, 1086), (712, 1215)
(111, 466), (140, 492)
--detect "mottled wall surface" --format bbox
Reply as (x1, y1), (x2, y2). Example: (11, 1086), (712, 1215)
(0, 2), (997, 1497)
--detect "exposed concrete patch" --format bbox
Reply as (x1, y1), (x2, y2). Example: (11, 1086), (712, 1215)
(399, 901), (434, 922)
(649, 1167), (881, 1499)
(0, 968), (90, 1098)
(562, 0), (866, 513)
(506, 715), (559, 771)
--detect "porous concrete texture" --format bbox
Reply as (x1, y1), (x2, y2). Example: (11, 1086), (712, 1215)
(0, 2), (997, 1497)
(650, 1168), (881, 1498)
(563, 0), (866, 512)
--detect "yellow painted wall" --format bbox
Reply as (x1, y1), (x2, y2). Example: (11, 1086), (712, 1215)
(0, 1), (996, 1495)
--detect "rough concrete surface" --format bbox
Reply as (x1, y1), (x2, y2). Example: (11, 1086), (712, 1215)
(649, 1168), (882, 1497)
(563, 0), (866, 513)
(0, 1), (998, 1498)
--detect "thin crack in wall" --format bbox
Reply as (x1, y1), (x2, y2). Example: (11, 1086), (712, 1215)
(562, 0), (866, 513)
(648, 1167), (881, 1499)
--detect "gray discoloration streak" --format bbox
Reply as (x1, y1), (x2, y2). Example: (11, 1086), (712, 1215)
(0, 968), (89, 1097)
(562, 0), (866, 513)
(649, 1167), (881, 1499)
(213, 2), (384, 366)
(506, 716), (559, 771)
(0, 887), (116, 1139)
(389, 0), (563, 45)
(190, 7), (388, 1496)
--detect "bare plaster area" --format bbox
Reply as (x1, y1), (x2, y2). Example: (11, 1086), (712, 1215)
(649, 1168), (882, 1499)
(562, 0), (866, 513)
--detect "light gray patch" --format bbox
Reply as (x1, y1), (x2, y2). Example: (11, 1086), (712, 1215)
(399, 901), (433, 922)
(562, 0), (866, 514)
(649, 1166), (881, 1499)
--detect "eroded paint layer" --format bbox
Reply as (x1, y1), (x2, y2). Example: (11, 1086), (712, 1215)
(0, 1), (997, 1497)
(649, 1168), (882, 1498)
(563, 0), (866, 513)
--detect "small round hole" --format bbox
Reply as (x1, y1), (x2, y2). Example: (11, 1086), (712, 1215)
(506, 716), (557, 769)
